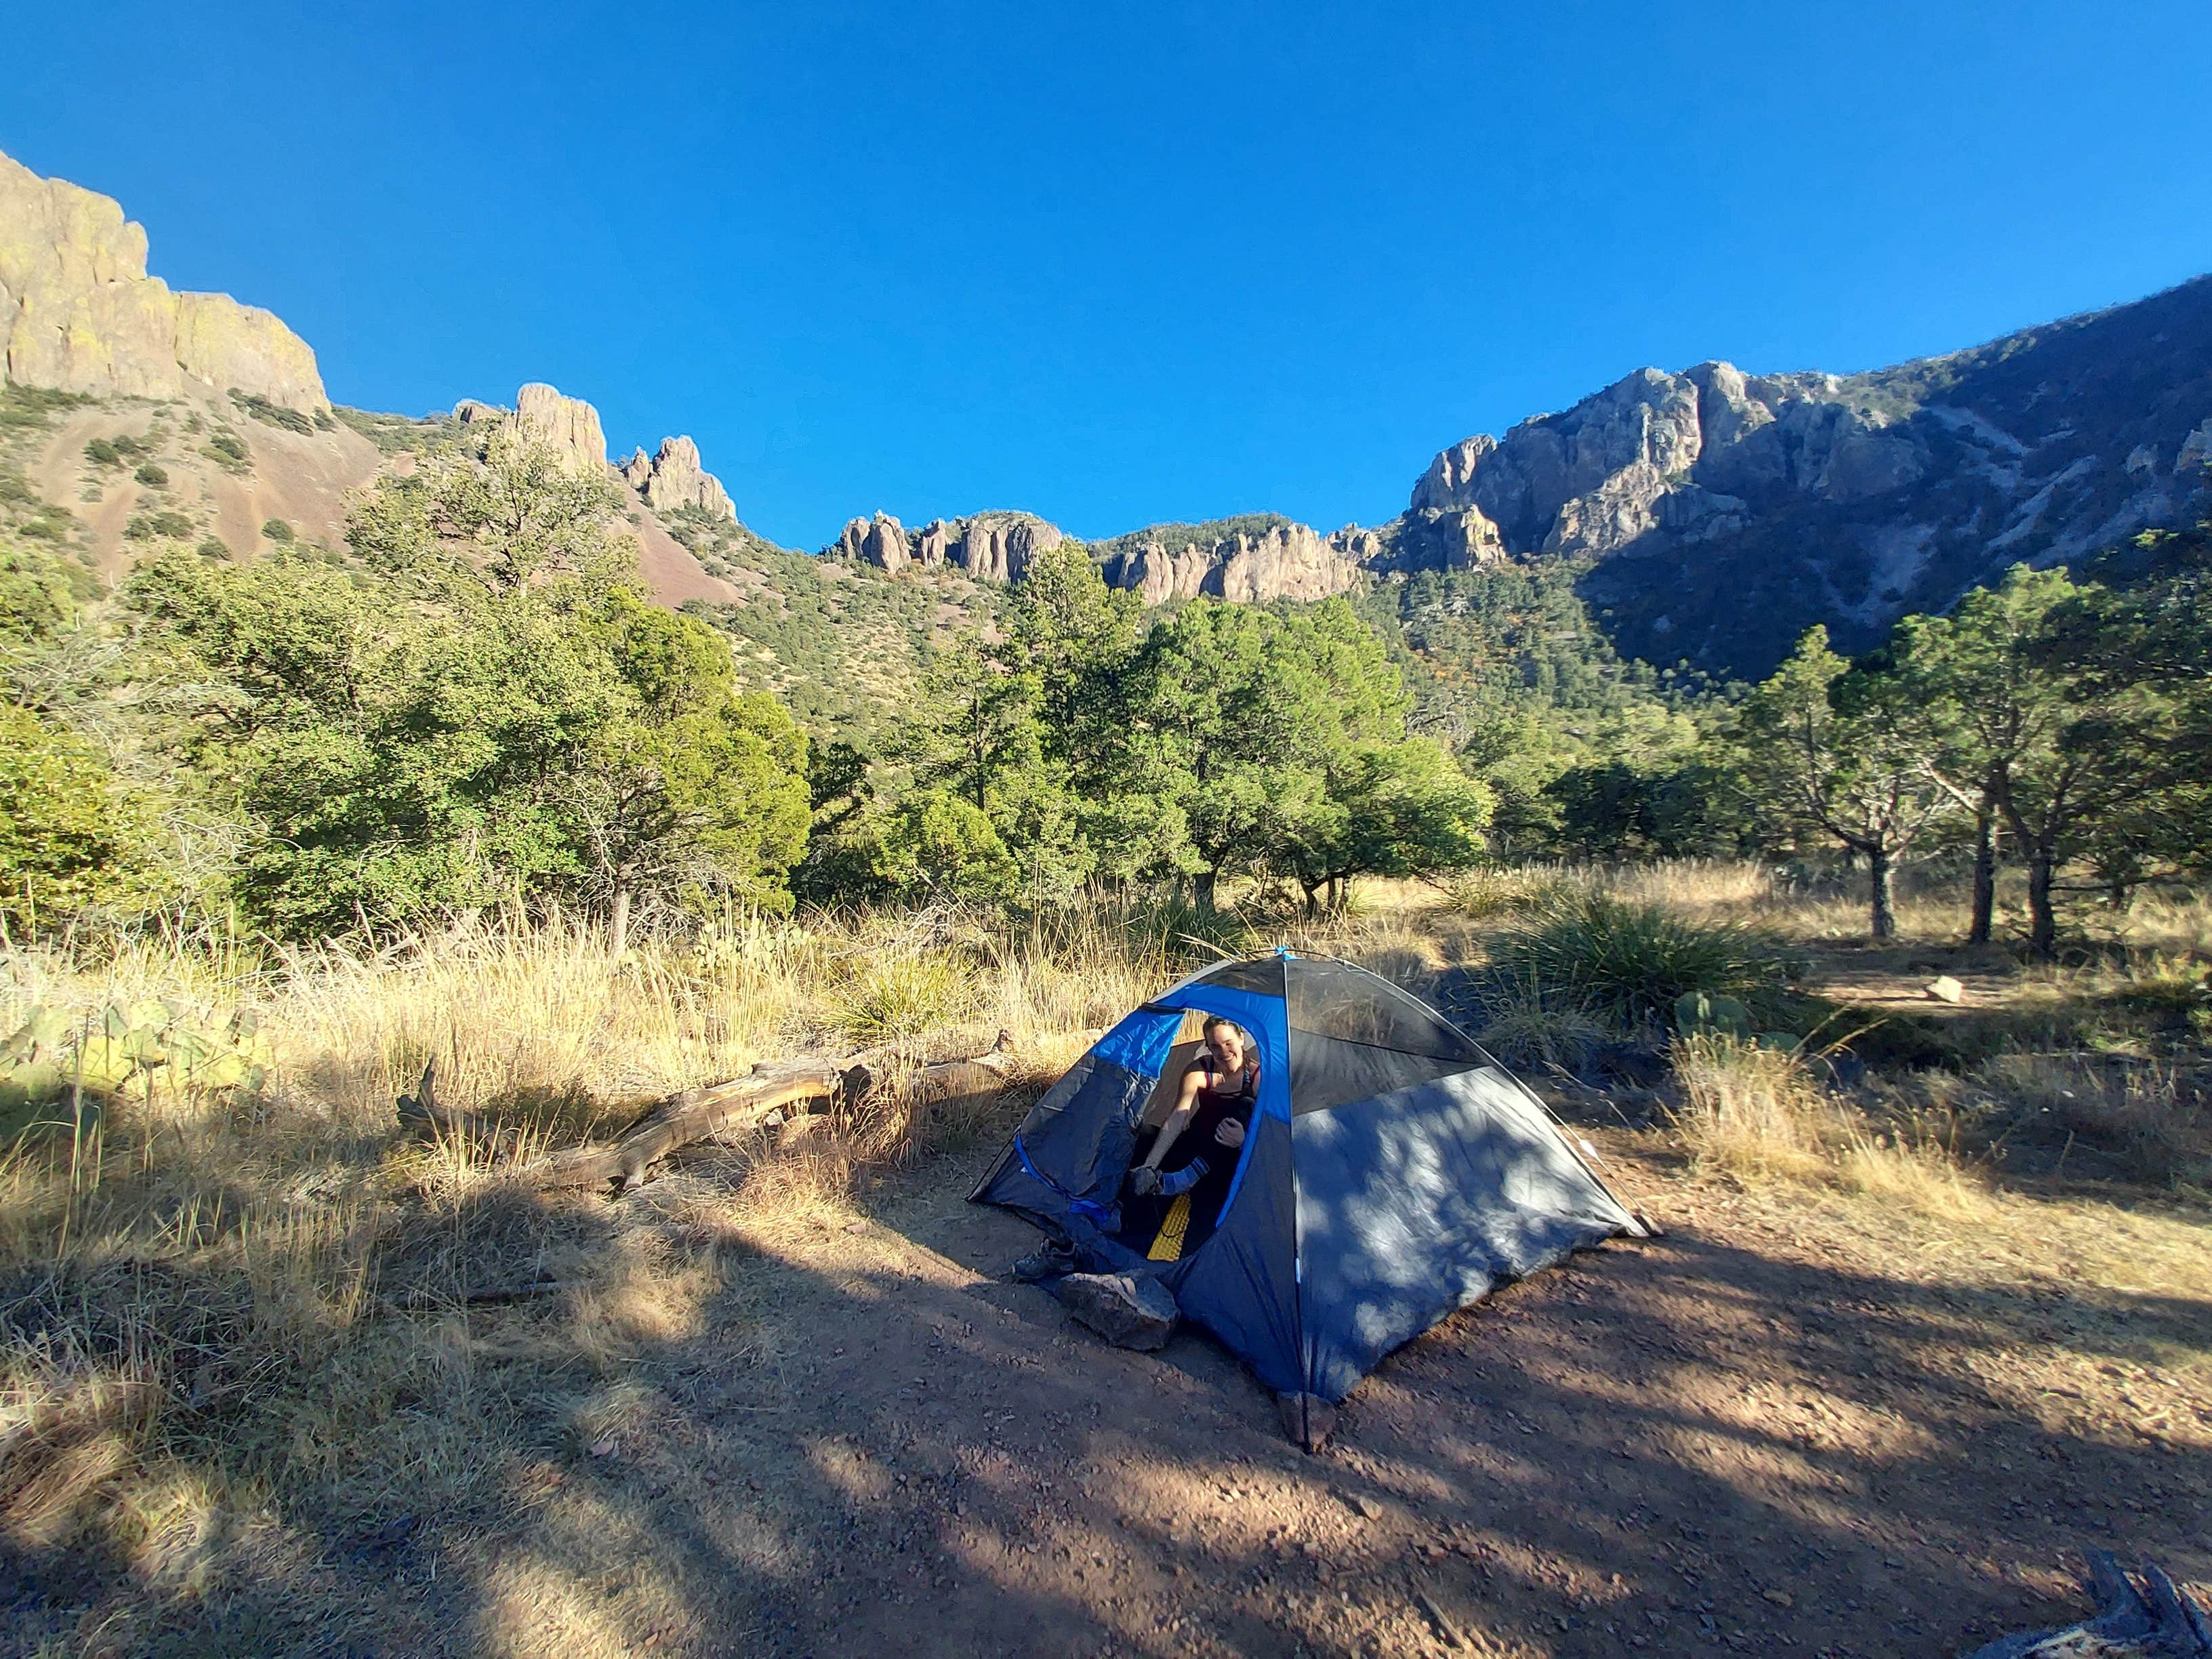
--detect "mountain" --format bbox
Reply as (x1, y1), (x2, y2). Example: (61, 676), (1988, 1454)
(7, 142), (2209, 703)
(1393, 279), (2212, 676)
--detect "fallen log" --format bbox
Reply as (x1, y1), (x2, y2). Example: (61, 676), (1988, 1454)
(531, 1059), (846, 1191)
(521, 1031), (1023, 1194)
(1964, 1551), (2211, 1658)
(394, 1059), (516, 1154)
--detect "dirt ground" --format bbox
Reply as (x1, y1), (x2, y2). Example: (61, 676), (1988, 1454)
(18, 1126), (2204, 1659)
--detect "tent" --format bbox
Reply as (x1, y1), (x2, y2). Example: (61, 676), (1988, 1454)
(972, 951), (1646, 1419)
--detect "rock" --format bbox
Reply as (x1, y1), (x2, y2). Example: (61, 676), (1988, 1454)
(630, 435), (736, 519)
(1095, 519), (1364, 605)
(863, 512), (910, 572)
(1279, 1392), (1338, 1450)
(940, 511), (1063, 581)
(0, 146), (326, 411)
(1340, 1490), (1385, 1519)
(514, 383), (607, 476)
(1924, 975), (1965, 1004)
(1052, 1271), (1177, 1351)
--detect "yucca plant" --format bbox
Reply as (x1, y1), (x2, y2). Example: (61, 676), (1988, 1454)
(1488, 890), (1797, 1035)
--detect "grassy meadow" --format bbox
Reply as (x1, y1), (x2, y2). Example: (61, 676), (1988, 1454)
(2, 864), (2207, 1643)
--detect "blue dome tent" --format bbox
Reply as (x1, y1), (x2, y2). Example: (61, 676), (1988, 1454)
(972, 951), (1647, 1435)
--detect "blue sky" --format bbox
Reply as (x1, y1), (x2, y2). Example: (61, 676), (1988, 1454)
(9, 2), (2210, 550)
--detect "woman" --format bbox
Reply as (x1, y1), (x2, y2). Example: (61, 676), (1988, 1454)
(1126, 1016), (1256, 1208)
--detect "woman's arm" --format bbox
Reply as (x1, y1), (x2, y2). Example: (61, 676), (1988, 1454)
(1142, 1066), (1207, 1170)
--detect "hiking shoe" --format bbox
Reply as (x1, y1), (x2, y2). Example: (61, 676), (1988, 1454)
(1009, 1242), (1078, 1284)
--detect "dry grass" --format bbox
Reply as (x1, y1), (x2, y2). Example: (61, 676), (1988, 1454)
(2, 864), (2207, 1637)
(0, 893), (1301, 1577)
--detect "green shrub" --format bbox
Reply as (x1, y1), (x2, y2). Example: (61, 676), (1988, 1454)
(207, 432), (249, 465)
(124, 510), (194, 541)
(825, 949), (980, 1046)
(261, 518), (295, 543)
(228, 390), (314, 435)
(134, 462), (169, 489)
(0, 471), (33, 507)
(0, 383), (89, 430)
(1488, 890), (1796, 1033)
(196, 537), (232, 562)
(0, 705), (148, 932)
(1473, 972), (1610, 1071)
(83, 437), (123, 468)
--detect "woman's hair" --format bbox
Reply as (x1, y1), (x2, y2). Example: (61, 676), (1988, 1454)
(1202, 1015), (1246, 1045)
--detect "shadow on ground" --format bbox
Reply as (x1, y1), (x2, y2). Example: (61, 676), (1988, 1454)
(8, 1138), (2208, 1659)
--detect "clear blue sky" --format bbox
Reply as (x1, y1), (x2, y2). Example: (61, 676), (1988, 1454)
(9, 2), (2210, 550)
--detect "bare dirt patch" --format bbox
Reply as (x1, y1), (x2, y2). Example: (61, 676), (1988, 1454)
(16, 1132), (2203, 1659)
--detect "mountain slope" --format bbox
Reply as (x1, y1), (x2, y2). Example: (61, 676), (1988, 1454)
(1395, 277), (2212, 676)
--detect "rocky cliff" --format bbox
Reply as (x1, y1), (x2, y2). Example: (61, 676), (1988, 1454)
(1092, 516), (1376, 605)
(832, 510), (1065, 581)
(621, 436), (736, 520)
(0, 148), (327, 411)
(1393, 276), (2212, 674)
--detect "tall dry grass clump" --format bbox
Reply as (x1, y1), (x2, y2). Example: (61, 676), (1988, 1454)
(1670, 1033), (1837, 1183)
(0, 893), (1218, 1582)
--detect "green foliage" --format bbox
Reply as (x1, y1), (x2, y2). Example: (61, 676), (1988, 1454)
(0, 382), (89, 430)
(260, 518), (294, 543)
(332, 405), (448, 456)
(228, 390), (314, 435)
(134, 462), (169, 489)
(1488, 891), (1795, 1033)
(83, 437), (123, 468)
(0, 705), (149, 931)
(124, 510), (194, 542)
(825, 949), (981, 1046)
(204, 432), (250, 470)
(0, 1000), (272, 1119)
(1673, 991), (1755, 1041)
(128, 431), (811, 937)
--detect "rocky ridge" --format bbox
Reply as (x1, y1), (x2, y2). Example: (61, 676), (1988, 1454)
(0, 148), (326, 411)
(1391, 278), (2212, 672)
(832, 510), (1065, 581)
(621, 436), (737, 520)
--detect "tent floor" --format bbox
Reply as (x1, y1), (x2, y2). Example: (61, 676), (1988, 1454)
(43, 1130), (2207, 1658)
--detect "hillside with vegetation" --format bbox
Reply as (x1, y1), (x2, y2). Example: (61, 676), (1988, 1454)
(2, 141), (2209, 1659)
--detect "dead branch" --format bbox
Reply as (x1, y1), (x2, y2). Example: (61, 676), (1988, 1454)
(394, 1059), (516, 1154)
(519, 1029), (1021, 1194)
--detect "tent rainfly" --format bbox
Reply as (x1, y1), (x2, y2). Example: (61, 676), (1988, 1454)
(972, 951), (1647, 1435)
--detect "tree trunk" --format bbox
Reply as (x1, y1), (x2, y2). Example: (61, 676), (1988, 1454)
(2026, 850), (2057, 960)
(1868, 844), (1897, 939)
(1968, 810), (1996, 946)
(610, 886), (632, 959)
(1193, 868), (1218, 913)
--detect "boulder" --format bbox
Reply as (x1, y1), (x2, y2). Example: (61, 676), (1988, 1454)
(0, 146), (326, 411)
(514, 383), (607, 476)
(1052, 1272), (1178, 1351)
(633, 435), (736, 519)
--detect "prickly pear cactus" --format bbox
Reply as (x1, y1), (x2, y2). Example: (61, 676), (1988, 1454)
(0, 998), (273, 1122)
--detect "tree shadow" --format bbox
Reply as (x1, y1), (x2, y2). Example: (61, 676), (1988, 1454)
(6, 1136), (2205, 1659)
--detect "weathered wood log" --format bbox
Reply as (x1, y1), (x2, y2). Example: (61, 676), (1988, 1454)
(394, 1059), (516, 1153)
(1964, 1551), (2212, 1658)
(522, 1032), (1023, 1193)
(531, 1059), (846, 1191)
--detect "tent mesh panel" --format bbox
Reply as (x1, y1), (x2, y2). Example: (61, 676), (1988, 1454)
(1285, 959), (1486, 1115)
(1192, 956), (1287, 997)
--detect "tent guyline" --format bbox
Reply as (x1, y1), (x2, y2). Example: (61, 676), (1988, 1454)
(972, 949), (1648, 1446)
